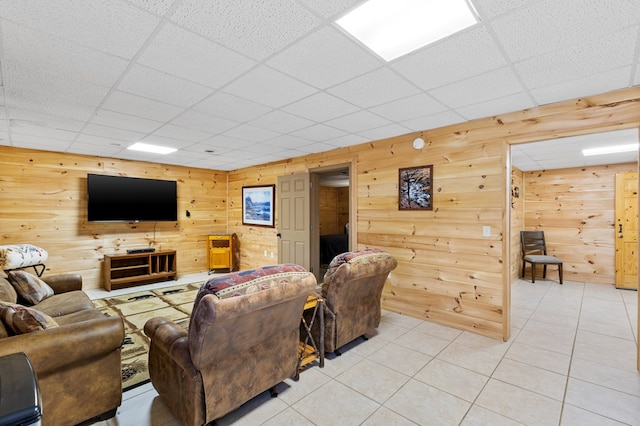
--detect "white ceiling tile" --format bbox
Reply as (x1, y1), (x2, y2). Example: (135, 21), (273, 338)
(126, 0), (177, 16)
(76, 133), (129, 147)
(358, 123), (412, 141)
(296, 0), (360, 18)
(137, 23), (256, 89)
(193, 92), (271, 123)
(10, 123), (77, 141)
(171, 0), (321, 60)
(282, 92), (360, 122)
(472, 0), (535, 19)
(325, 110), (391, 133)
(530, 67), (633, 106)
(117, 64), (215, 108)
(151, 124), (213, 143)
(515, 27), (637, 89)
(5, 88), (96, 121)
(82, 123), (146, 142)
(67, 142), (124, 157)
(10, 135), (72, 151)
(199, 135), (255, 150)
(400, 110), (466, 132)
(101, 91), (183, 122)
(328, 68), (420, 108)
(4, 61), (109, 108)
(455, 92), (535, 121)
(491, 0), (640, 62)
(324, 134), (370, 147)
(239, 143), (288, 155)
(392, 26), (508, 91)
(171, 110), (238, 135)
(251, 110), (315, 134)
(268, 26), (381, 89)
(223, 66), (318, 108)
(293, 141), (343, 154)
(8, 109), (86, 132)
(290, 124), (347, 142)
(222, 124), (281, 143)
(428, 67), (523, 109)
(0, 0), (160, 58)
(90, 110), (162, 134)
(262, 134), (316, 149)
(369, 94), (448, 122)
(1, 21), (129, 87)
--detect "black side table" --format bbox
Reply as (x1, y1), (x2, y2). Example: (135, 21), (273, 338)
(0, 352), (42, 426)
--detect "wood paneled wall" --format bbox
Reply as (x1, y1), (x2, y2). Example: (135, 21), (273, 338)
(319, 186), (349, 236)
(510, 168), (524, 280)
(521, 163), (636, 284)
(0, 148), (227, 289)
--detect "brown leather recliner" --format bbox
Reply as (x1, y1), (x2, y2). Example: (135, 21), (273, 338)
(0, 271), (125, 426)
(144, 266), (317, 426)
(315, 249), (397, 355)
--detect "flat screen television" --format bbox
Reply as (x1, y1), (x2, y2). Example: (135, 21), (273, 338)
(87, 174), (177, 222)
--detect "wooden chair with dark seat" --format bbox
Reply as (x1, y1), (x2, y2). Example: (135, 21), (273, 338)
(521, 230), (563, 284)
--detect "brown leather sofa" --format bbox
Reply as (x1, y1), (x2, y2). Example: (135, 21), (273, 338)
(144, 265), (317, 426)
(315, 249), (397, 354)
(0, 271), (124, 426)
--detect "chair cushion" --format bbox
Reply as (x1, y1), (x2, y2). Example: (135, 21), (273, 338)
(524, 255), (562, 264)
(8, 270), (54, 304)
(197, 264), (308, 302)
(0, 302), (59, 334)
(0, 244), (48, 270)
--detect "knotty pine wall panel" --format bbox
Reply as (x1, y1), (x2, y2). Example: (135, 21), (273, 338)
(523, 163), (636, 284)
(510, 168), (524, 280)
(319, 186), (340, 235)
(0, 147), (227, 289)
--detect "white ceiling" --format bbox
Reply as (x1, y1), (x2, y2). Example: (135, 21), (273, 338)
(0, 0), (639, 171)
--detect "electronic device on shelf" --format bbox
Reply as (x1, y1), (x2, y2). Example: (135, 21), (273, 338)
(126, 248), (156, 254)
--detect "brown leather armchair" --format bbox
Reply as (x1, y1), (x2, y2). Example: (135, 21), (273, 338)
(144, 266), (317, 426)
(0, 272), (124, 426)
(315, 249), (397, 355)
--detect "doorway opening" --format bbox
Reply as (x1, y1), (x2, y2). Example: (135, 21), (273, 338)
(310, 164), (352, 283)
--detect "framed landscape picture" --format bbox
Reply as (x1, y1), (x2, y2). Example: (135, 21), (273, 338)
(399, 165), (433, 210)
(242, 184), (275, 227)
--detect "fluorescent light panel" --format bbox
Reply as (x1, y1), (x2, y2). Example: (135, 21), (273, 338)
(582, 143), (639, 156)
(336, 0), (478, 61)
(128, 142), (177, 155)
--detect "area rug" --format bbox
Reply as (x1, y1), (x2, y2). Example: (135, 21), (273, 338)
(92, 282), (201, 391)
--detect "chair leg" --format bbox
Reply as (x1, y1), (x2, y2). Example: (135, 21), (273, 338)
(558, 263), (563, 284)
(531, 263), (536, 283)
(543, 264), (547, 279)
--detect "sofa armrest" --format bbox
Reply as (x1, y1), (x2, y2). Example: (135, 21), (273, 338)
(0, 316), (124, 374)
(144, 317), (196, 375)
(42, 273), (83, 294)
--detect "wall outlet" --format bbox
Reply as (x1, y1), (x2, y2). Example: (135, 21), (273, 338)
(483, 226), (491, 237)
(263, 250), (267, 256)
(270, 251), (274, 258)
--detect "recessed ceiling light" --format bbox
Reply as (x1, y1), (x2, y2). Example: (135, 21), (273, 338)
(127, 142), (177, 155)
(582, 143), (639, 156)
(335, 0), (479, 62)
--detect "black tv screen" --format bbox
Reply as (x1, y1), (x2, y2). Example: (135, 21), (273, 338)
(87, 174), (177, 222)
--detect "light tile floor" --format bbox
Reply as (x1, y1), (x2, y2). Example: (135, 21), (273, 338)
(92, 277), (639, 426)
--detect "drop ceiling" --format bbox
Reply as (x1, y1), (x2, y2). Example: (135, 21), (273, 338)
(0, 0), (639, 171)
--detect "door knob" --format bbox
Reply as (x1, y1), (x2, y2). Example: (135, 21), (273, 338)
(276, 232), (282, 238)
